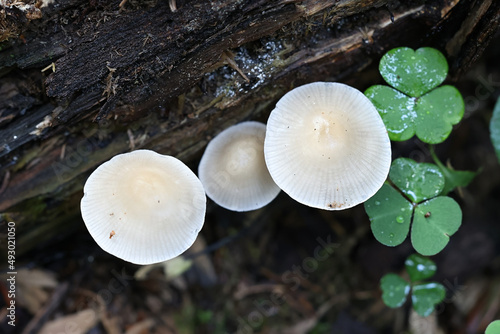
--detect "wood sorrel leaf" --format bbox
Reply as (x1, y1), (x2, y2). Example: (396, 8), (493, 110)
(411, 282), (446, 317)
(490, 97), (500, 163)
(414, 85), (465, 144)
(366, 47), (464, 144)
(431, 149), (477, 195)
(380, 273), (410, 308)
(404, 253), (437, 282)
(389, 158), (445, 203)
(365, 85), (416, 141)
(379, 47), (448, 97)
(366, 84), (464, 144)
(365, 183), (413, 247)
(486, 321), (500, 334)
(411, 196), (462, 256)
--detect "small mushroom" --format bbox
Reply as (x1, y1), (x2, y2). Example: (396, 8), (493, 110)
(198, 121), (280, 211)
(264, 82), (391, 210)
(80, 149), (206, 265)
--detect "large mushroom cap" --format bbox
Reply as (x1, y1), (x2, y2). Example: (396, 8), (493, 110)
(264, 82), (391, 210)
(198, 121), (280, 212)
(81, 149), (206, 265)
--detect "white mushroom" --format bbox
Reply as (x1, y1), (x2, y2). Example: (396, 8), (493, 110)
(80, 149), (206, 265)
(198, 121), (280, 211)
(264, 82), (391, 210)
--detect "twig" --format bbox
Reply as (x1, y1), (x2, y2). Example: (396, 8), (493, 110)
(41, 62), (55, 73)
(21, 282), (70, 334)
(222, 50), (250, 82)
(0, 170), (10, 195)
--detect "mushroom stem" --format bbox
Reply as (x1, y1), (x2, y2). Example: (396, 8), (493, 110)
(169, 0), (177, 12)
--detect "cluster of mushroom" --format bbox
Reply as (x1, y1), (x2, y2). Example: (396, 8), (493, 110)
(199, 82), (391, 211)
(81, 82), (391, 265)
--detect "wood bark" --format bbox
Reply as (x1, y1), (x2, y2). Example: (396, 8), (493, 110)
(0, 0), (498, 255)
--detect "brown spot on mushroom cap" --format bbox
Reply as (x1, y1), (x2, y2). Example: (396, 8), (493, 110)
(327, 202), (345, 209)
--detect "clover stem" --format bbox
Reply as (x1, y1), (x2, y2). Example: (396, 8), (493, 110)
(429, 145), (445, 169)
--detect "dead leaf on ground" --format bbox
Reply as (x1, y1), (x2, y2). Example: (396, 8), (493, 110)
(5, 268), (58, 314)
(38, 308), (98, 334)
(125, 318), (156, 334)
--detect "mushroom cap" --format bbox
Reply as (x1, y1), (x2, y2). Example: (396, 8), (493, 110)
(80, 149), (206, 265)
(198, 121), (281, 211)
(264, 82), (391, 210)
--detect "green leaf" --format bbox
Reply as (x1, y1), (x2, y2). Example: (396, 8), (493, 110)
(405, 254), (437, 282)
(197, 309), (213, 324)
(365, 184), (413, 247)
(442, 168), (475, 195)
(380, 273), (411, 308)
(486, 320), (500, 334)
(441, 168), (476, 195)
(411, 282), (446, 317)
(379, 47), (448, 97)
(389, 158), (445, 203)
(367, 47), (464, 144)
(411, 196), (462, 256)
(490, 97), (500, 163)
(431, 149), (477, 195)
(365, 85), (416, 141)
(414, 85), (465, 144)
(366, 85), (464, 144)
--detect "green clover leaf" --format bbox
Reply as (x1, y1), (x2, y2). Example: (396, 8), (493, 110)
(414, 85), (465, 143)
(411, 282), (446, 317)
(438, 167), (476, 196)
(365, 184), (413, 246)
(379, 47), (448, 97)
(411, 196), (462, 256)
(380, 273), (410, 308)
(365, 86), (416, 141)
(405, 254), (437, 282)
(365, 47), (464, 144)
(366, 158), (462, 255)
(490, 97), (500, 163)
(380, 253), (446, 317)
(431, 149), (477, 195)
(486, 320), (500, 334)
(389, 158), (444, 203)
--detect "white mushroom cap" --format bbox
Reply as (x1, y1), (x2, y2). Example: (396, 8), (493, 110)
(264, 82), (391, 210)
(198, 121), (280, 212)
(80, 149), (206, 265)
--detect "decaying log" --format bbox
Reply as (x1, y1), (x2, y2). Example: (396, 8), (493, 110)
(0, 0), (499, 255)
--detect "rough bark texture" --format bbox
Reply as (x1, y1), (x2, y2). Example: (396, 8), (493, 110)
(0, 0), (499, 255)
